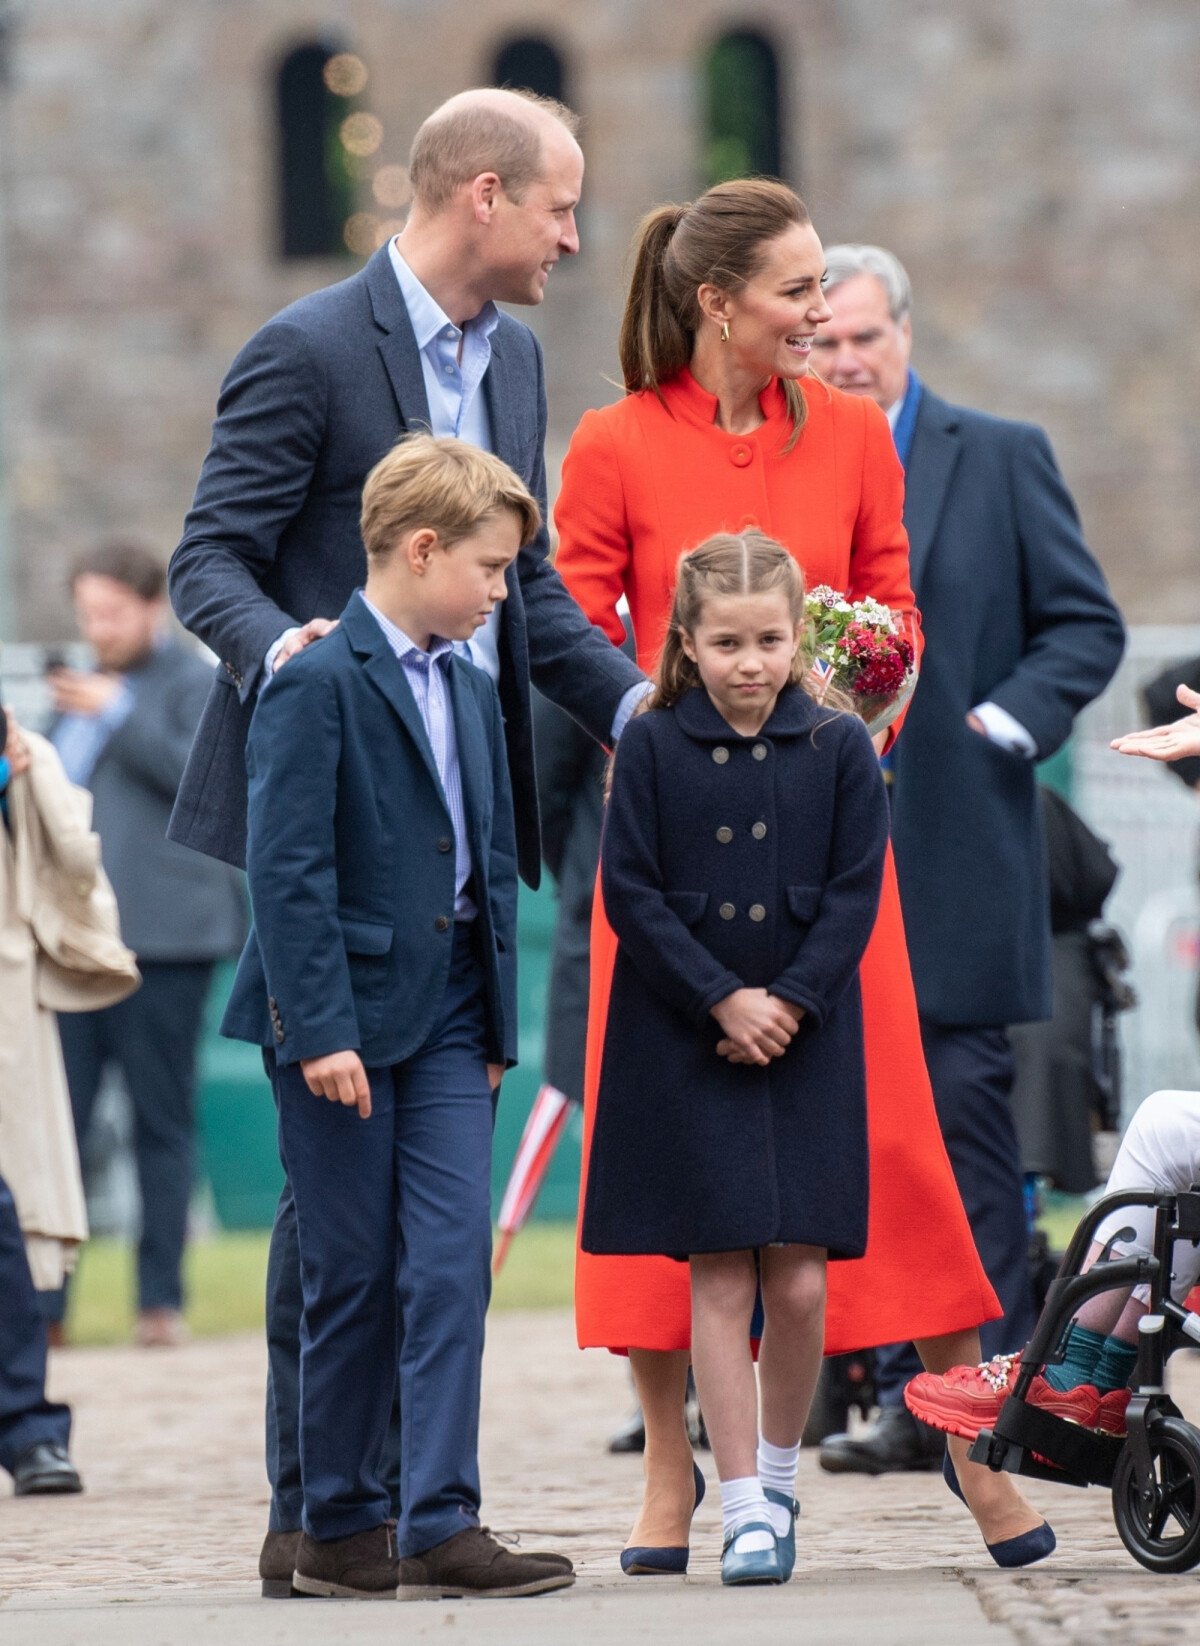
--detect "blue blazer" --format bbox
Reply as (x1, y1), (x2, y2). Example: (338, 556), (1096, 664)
(167, 242), (643, 881)
(221, 594), (518, 1070)
(889, 387), (1126, 1027)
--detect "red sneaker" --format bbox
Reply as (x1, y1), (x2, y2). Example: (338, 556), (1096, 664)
(904, 1355), (1102, 1441)
(1096, 1387), (1131, 1437)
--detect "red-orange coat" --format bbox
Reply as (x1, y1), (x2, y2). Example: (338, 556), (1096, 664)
(554, 368), (1000, 1353)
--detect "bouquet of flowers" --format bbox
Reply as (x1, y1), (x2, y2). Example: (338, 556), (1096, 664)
(804, 586), (918, 736)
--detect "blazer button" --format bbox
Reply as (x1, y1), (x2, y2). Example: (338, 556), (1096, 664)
(274, 1024), (285, 1044)
(434, 915), (450, 932)
(719, 902), (736, 920)
(752, 821), (767, 839)
(752, 743), (768, 760)
(436, 838), (452, 853)
(730, 443), (752, 468)
(716, 826), (733, 844)
(712, 746), (730, 764)
(749, 903), (766, 922)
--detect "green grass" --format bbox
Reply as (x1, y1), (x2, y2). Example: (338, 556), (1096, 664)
(65, 1222), (578, 1347)
(65, 1200), (1088, 1348)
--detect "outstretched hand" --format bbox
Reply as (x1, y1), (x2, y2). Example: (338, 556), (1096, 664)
(1111, 683), (1200, 764)
(710, 988), (798, 1066)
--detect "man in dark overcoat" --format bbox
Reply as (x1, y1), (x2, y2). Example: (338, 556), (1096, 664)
(166, 89), (646, 1592)
(811, 244), (1126, 1474)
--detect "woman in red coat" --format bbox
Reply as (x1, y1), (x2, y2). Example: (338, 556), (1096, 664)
(554, 179), (1054, 1566)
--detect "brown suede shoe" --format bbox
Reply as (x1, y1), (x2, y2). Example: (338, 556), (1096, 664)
(400, 1526), (574, 1598)
(259, 1528), (303, 1599)
(292, 1524), (399, 1599)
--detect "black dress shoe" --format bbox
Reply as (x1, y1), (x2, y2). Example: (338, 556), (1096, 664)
(608, 1406), (646, 1454)
(12, 1441), (83, 1496)
(818, 1405), (944, 1475)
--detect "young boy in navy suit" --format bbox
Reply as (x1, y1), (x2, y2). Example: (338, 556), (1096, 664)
(222, 436), (574, 1600)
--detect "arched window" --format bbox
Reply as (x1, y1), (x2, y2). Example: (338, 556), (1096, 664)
(491, 35), (568, 105)
(703, 29), (783, 185)
(276, 40), (365, 259)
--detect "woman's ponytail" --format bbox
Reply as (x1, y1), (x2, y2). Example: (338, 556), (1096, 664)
(618, 204), (692, 397)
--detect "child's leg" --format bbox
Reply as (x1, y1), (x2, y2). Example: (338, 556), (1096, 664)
(272, 1056), (397, 1542)
(758, 1244), (826, 1448)
(691, 1250), (776, 1557)
(392, 933), (495, 1560)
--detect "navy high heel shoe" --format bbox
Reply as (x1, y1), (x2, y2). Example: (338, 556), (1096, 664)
(941, 1449), (1056, 1568)
(620, 1461), (706, 1575)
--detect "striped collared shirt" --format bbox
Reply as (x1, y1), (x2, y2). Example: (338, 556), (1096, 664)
(359, 592), (475, 920)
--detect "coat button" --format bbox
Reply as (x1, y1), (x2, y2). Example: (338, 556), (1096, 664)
(712, 746), (730, 764)
(752, 743), (768, 760)
(730, 444), (752, 468)
(436, 837), (452, 853)
(749, 904), (766, 922)
(716, 826), (733, 843)
(752, 821), (767, 839)
(739, 515), (758, 531)
(434, 915), (450, 932)
(274, 1024), (285, 1044)
(719, 902), (736, 920)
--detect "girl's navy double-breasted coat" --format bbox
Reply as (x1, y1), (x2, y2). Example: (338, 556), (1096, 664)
(581, 686), (890, 1260)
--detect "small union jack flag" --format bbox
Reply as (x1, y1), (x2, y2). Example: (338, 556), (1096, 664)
(809, 655), (836, 702)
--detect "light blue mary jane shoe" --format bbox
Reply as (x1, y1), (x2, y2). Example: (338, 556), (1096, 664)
(763, 1487), (800, 1581)
(720, 1518), (782, 1586)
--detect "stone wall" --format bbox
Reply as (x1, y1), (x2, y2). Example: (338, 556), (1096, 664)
(2, 0), (1196, 638)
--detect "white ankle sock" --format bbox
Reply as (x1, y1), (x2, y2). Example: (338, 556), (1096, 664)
(757, 1437), (800, 1537)
(719, 1476), (774, 1554)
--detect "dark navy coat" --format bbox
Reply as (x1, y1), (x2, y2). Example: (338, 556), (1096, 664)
(581, 686), (889, 1260)
(221, 593), (518, 1070)
(889, 387), (1125, 1027)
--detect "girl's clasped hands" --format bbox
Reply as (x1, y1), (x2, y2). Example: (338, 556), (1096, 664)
(712, 987), (805, 1065)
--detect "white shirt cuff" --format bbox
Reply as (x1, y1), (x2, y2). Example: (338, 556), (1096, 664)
(611, 681), (655, 744)
(971, 700), (1037, 758)
(263, 628), (301, 689)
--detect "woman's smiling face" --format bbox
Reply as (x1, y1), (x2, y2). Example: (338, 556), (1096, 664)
(708, 222), (833, 381)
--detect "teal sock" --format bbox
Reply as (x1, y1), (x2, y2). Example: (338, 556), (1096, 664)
(1092, 1335), (1138, 1393)
(1043, 1323), (1107, 1392)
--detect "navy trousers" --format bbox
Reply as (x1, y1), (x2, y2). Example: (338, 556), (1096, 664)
(57, 960), (214, 1313)
(270, 929), (495, 1553)
(874, 1021), (1038, 1406)
(0, 1173), (70, 1475)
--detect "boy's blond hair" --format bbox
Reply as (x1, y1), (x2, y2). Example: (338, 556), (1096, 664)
(360, 434), (540, 562)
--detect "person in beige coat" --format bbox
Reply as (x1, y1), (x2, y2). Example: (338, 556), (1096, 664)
(0, 709), (138, 1291)
(0, 704), (131, 1493)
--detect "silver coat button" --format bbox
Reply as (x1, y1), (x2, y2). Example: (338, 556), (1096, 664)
(752, 821), (767, 839)
(719, 902), (736, 920)
(716, 826), (733, 844)
(752, 743), (767, 761)
(749, 903), (766, 922)
(713, 746), (730, 764)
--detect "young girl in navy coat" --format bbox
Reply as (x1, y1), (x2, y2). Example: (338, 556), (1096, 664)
(583, 532), (890, 1586)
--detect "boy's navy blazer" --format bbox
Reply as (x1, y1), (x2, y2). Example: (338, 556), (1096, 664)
(167, 242), (643, 883)
(221, 594), (518, 1070)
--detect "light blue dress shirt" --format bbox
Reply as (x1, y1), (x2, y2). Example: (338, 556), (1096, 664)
(359, 591), (475, 921)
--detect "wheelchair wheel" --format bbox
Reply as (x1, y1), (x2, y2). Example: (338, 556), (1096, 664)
(1112, 1418), (1200, 1574)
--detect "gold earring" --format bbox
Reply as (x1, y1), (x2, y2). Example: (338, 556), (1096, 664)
(720, 322), (730, 343)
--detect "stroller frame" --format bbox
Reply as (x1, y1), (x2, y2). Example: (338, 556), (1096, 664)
(968, 1184), (1200, 1572)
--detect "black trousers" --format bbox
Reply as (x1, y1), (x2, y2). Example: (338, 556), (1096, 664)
(874, 1020), (1038, 1406)
(57, 960), (215, 1313)
(0, 1172), (70, 1474)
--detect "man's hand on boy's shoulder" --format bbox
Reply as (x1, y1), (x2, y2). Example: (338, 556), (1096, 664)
(300, 1049), (372, 1117)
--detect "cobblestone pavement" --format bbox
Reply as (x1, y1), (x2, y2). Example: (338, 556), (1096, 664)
(3, 1312), (1200, 1643)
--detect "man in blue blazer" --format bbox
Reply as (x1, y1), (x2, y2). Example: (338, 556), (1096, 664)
(811, 245), (1126, 1475)
(167, 89), (646, 1587)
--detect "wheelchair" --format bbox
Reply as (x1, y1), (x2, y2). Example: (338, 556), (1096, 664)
(968, 1185), (1200, 1573)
